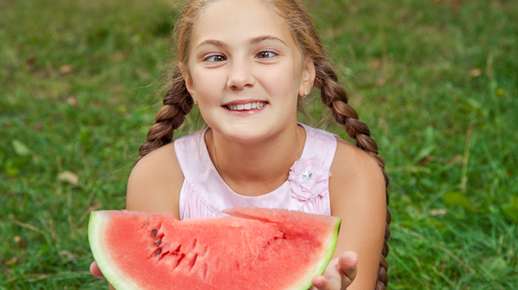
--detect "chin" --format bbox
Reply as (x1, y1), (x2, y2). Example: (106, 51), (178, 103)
(228, 127), (272, 144)
(216, 122), (276, 144)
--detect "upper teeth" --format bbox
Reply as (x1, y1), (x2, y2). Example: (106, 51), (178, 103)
(227, 102), (266, 111)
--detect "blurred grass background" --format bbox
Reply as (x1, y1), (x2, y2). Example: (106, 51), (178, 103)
(1, 0), (517, 289)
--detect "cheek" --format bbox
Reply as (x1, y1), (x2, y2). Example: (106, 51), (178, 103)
(191, 68), (225, 103)
(258, 62), (301, 101)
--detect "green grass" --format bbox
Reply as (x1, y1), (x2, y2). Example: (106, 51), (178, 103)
(1, 0), (517, 289)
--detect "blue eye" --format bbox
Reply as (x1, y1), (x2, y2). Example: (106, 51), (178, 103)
(257, 50), (278, 59)
(204, 54), (226, 62)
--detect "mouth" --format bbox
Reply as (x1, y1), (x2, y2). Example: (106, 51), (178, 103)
(221, 100), (269, 113)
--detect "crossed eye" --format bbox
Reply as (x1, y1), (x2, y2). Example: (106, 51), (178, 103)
(204, 50), (278, 62)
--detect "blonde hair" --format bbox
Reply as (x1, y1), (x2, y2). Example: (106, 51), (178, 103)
(139, 1), (390, 288)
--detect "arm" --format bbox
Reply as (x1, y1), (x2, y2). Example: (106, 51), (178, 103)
(329, 140), (387, 290)
(125, 143), (184, 216)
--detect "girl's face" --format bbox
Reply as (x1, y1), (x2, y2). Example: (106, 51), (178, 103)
(182, 0), (315, 143)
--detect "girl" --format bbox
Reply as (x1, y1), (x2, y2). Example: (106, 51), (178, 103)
(91, 0), (390, 289)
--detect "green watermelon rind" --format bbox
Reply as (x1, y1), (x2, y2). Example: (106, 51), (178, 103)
(288, 217), (342, 290)
(89, 211), (141, 290)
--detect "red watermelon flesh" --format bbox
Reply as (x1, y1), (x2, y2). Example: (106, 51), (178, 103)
(88, 208), (341, 290)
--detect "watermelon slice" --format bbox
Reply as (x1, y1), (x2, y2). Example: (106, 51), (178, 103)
(88, 207), (341, 290)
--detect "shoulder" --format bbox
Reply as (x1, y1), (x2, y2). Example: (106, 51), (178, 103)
(125, 142), (184, 217)
(329, 137), (386, 204)
(328, 137), (387, 220)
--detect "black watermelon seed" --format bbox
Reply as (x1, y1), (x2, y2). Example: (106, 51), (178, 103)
(153, 248), (162, 256)
(151, 228), (158, 238)
(154, 239), (162, 246)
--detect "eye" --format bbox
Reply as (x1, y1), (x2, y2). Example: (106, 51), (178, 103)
(203, 54), (226, 63)
(256, 50), (278, 59)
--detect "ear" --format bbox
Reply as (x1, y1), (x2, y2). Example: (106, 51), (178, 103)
(298, 56), (316, 97)
(178, 62), (197, 103)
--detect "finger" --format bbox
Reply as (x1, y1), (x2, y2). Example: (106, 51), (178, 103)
(313, 265), (342, 290)
(311, 275), (330, 290)
(337, 252), (358, 289)
(337, 251), (358, 281)
(90, 261), (104, 278)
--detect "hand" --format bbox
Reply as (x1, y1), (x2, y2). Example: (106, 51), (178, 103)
(89, 261), (104, 278)
(90, 261), (115, 290)
(311, 251), (358, 290)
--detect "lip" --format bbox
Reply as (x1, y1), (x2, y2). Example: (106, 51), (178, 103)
(223, 105), (269, 117)
(221, 102), (269, 117)
(221, 99), (269, 107)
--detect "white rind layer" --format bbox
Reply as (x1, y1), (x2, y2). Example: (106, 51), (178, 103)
(89, 211), (141, 290)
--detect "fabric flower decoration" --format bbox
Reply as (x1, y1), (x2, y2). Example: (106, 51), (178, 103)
(288, 157), (330, 201)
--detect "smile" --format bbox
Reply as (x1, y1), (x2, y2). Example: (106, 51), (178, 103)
(225, 101), (266, 111)
(222, 101), (269, 115)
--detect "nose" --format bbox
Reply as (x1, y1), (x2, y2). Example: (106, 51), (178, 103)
(226, 58), (255, 90)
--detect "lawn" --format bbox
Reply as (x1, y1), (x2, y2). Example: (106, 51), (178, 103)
(1, 0), (517, 289)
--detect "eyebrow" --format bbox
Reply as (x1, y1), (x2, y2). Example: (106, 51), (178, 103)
(195, 35), (288, 49)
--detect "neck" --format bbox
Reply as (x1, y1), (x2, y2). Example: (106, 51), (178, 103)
(204, 123), (305, 196)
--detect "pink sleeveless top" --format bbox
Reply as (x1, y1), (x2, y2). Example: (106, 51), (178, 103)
(174, 123), (338, 220)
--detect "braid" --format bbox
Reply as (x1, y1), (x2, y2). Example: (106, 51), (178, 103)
(316, 61), (391, 289)
(138, 67), (194, 158)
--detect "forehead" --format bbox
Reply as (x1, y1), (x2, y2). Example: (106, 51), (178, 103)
(191, 0), (297, 49)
